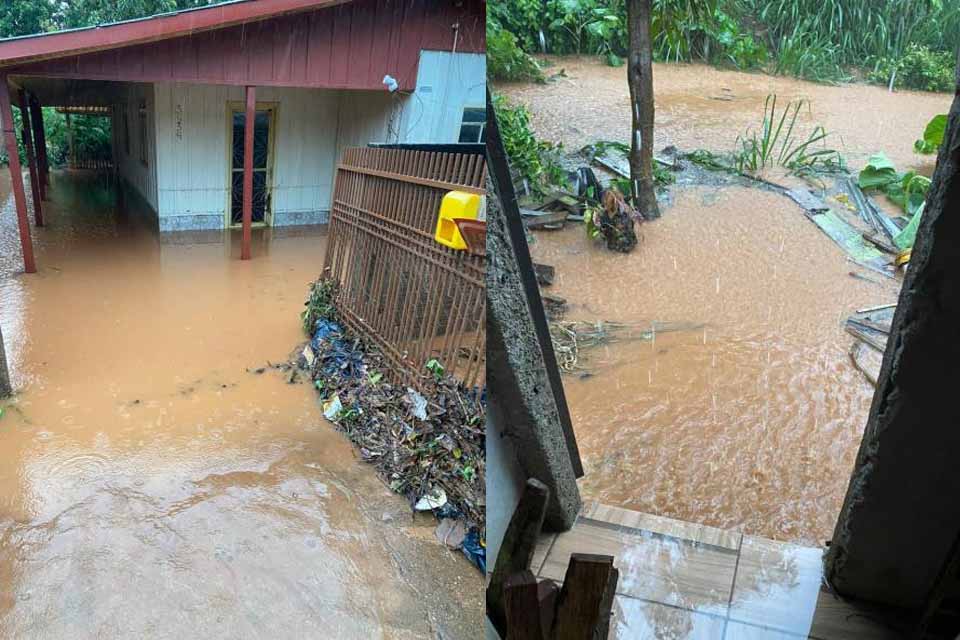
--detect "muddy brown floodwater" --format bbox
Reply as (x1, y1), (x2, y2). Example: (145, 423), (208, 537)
(0, 171), (482, 638)
(505, 58), (951, 545)
(500, 57), (950, 172)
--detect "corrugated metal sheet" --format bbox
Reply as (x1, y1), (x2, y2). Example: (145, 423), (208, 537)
(7, 0), (484, 92)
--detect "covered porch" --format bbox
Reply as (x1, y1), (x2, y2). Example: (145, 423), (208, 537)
(0, 0), (485, 272)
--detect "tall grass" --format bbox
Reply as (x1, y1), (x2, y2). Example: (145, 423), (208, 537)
(747, 0), (960, 65)
(733, 94), (844, 174)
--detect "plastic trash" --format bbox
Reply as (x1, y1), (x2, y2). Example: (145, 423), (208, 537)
(322, 395), (342, 420)
(435, 518), (468, 549)
(312, 320), (364, 379)
(461, 530), (485, 573)
(405, 388), (428, 421)
(414, 487), (448, 511)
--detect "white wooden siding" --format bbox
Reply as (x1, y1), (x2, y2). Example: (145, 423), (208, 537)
(153, 83), (339, 229)
(113, 83), (158, 214)
(146, 51), (483, 230)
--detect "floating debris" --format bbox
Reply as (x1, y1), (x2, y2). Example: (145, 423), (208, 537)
(845, 304), (896, 385)
(549, 320), (704, 373)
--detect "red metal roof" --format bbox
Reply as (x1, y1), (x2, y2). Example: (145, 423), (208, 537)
(0, 0), (349, 69)
(1, 0), (485, 92)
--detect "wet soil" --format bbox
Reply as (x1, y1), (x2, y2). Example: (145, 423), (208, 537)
(0, 171), (482, 638)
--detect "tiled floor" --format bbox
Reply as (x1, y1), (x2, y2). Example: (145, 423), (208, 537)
(532, 501), (906, 639)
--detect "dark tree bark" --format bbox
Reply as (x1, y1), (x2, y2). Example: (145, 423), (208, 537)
(627, 0), (660, 219)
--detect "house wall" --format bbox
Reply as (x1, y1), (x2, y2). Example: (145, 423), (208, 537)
(400, 51), (486, 144)
(112, 83), (158, 217)
(146, 51), (484, 231)
(153, 83), (339, 231)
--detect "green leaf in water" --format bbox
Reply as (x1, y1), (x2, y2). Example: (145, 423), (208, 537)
(858, 152), (898, 190)
(914, 114), (947, 155)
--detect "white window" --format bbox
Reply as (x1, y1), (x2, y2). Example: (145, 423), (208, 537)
(458, 107), (485, 143)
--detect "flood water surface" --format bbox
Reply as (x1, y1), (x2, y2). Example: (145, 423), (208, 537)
(500, 58), (950, 172)
(0, 172), (481, 638)
(504, 59), (937, 545)
(530, 185), (900, 545)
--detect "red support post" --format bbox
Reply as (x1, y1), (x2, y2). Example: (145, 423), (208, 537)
(29, 95), (48, 196)
(0, 77), (36, 273)
(241, 85), (255, 261)
(17, 90), (43, 227)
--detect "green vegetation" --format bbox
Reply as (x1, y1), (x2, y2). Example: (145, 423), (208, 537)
(488, 20), (545, 82)
(302, 278), (338, 334)
(491, 94), (567, 192)
(733, 95), (845, 174)
(915, 114), (948, 154)
(489, 0), (960, 89)
(869, 45), (955, 93)
(858, 152), (930, 217)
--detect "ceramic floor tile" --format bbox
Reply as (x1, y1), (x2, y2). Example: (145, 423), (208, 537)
(531, 533), (557, 575)
(610, 596), (727, 640)
(724, 621), (806, 639)
(540, 516), (737, 614)
(728, 535), (823, 635)
(584, 501), (742, 551)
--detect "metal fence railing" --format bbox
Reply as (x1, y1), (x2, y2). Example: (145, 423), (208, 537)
(323, 146), (486, 390)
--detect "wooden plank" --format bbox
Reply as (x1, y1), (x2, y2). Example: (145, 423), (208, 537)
(525, 211), (569, 230)
(488, 479), (551, 638)
(505, 571), (546, 640)
(551, 554), (618, 640)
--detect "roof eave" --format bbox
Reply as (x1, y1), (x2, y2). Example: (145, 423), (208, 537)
(0, 0), (351, 70)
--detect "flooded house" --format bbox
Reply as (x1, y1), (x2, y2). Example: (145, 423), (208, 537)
(0, 0), (485, 269)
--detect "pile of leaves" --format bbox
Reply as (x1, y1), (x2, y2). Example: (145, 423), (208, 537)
(301, 279), (486, 531)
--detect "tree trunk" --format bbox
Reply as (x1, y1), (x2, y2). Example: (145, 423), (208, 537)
(627, 0), (660, 219)
(0, 323), (11, 398)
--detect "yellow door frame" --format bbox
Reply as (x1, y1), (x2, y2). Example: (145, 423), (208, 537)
(225, 100), (278, 228)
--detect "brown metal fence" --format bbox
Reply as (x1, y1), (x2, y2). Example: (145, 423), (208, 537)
(323, 146), (486, 390)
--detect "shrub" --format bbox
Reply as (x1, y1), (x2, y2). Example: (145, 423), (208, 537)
(491, 94), (566, 192)
(869, 45), (955, 93)
(487, 19), (544, 82)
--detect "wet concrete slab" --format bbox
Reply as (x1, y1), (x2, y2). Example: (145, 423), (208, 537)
(0, 171), (482, 638)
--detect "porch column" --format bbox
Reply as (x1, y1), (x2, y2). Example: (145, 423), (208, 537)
(66, 113), (74, 169)
(241, 85), (255, 260)
(28, 94), (48, 196)
(0, 77), (36, 273)
(17, 90), (43, 227)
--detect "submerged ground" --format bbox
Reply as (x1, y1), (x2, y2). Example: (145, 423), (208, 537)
(499, 57), (950, 545)
(0, 172), (482, 638)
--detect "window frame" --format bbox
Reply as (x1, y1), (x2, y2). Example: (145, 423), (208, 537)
(457, 106), (486, 144)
